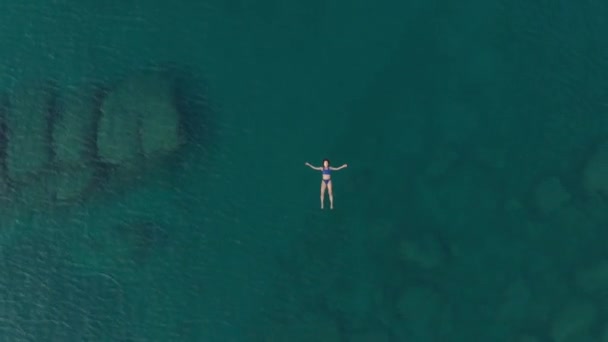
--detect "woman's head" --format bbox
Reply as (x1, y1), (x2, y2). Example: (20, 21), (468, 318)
(323, 159), (330, 168)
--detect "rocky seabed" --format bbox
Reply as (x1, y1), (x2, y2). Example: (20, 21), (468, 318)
(0, 70), (183, 208)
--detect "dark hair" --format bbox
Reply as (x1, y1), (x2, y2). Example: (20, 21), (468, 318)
(323, 159), (330, 168)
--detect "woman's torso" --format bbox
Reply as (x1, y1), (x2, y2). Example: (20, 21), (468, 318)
(322, 167), (331, 179)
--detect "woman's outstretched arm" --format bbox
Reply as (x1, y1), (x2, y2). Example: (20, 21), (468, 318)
(330, 164), (348, 171)
(305, 162), (322, 170)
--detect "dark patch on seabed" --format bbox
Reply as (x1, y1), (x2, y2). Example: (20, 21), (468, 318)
(0, 62), (213, 212)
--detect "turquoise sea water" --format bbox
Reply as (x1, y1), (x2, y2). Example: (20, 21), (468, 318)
(2, 0), (608, 341)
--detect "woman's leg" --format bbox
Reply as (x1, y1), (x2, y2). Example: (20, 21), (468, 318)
(328, 181), (334, 209)
(320, 181), (327, 209)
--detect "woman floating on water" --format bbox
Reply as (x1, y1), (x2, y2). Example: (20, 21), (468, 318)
(305, 159), (348, 209)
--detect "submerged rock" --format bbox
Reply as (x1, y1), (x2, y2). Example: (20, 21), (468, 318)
(96, 81), (141, 165)
(97, 71), (182, 166)
(0, 66), (195, 210)
(137, 73), (182, 159)
(52, 85), (100, 166)
(5, 82), (55, 182)
(46, 85), (101, 204)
